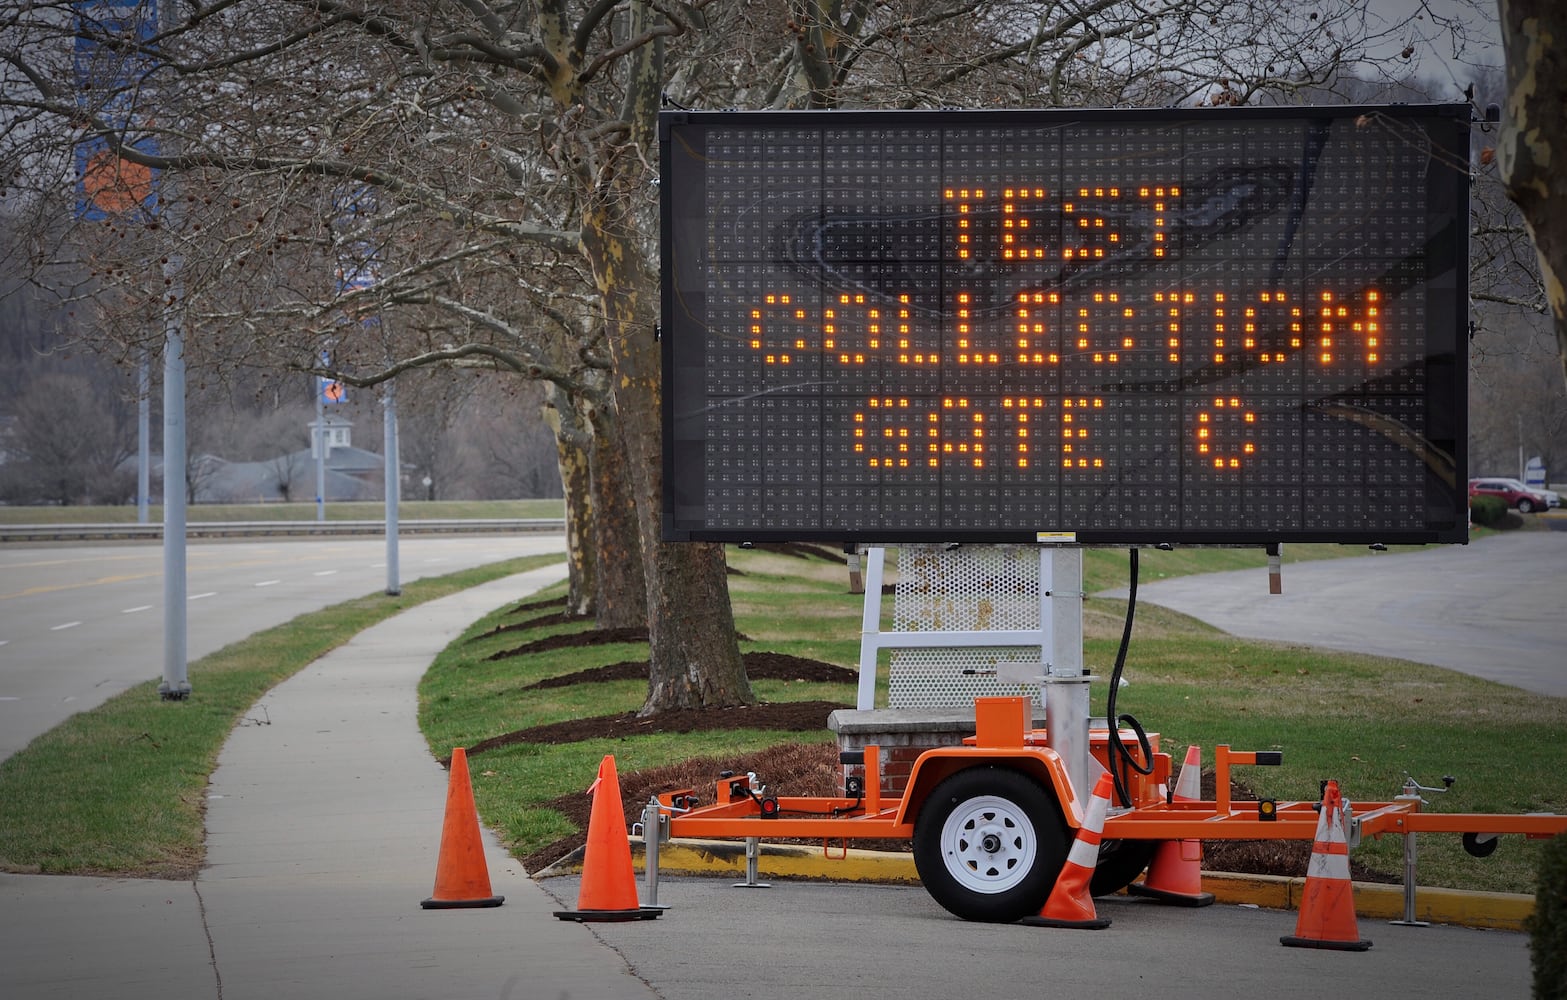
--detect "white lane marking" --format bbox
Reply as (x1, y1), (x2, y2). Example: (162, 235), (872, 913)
(122, 605), (153, 614)
(51, 621), (82, 631)
(312, 570), (338, 577)
(254, 580), (281, 588)
(0, 640), (8, 647)
(189, 592), (217, 601)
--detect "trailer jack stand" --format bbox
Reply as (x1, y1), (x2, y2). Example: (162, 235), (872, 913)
(1388, 824), (1428, 928)
(636, 796), (673, 911)
(1390, 788), (1431, 928)
(733, 837), (772, 889)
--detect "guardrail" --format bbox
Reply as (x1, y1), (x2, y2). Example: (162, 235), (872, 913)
(0, 519), (565, 543)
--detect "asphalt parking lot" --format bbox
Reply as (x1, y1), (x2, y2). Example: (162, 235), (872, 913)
(1114, 526), (1567, 696)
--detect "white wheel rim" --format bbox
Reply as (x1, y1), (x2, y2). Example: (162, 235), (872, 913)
(939, 794), (1037, 895)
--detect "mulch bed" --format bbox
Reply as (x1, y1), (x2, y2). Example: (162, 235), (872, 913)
(518, 651), (857, 692)
(466, 700), (846, 757)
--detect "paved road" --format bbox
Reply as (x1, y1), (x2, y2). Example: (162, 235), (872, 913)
(540, 875), (1528, 1000)
(0, 533), (566, 761)
(1113, 529), (1567, 697)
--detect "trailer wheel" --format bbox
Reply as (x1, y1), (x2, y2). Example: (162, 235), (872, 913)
(1090, 839), (1157, 896)
(912, 767), (1068, 922)
(1463, 831), (1499, 858)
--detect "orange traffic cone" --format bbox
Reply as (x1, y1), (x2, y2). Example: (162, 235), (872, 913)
(421, 747), (505, 909)
(553, 754), (661, 922)
(1281, 780), (1371, 951)
(1020, 771), (1114, 929)
(1129, 745), (1215, 906)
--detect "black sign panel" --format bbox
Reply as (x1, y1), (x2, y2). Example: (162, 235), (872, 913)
(661, 106), (1469, 544)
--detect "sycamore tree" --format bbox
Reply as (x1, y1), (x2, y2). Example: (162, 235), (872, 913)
(1497, 1), (1567, 390)
(0, 0), (1484, 712)
(1, 0), (729, 711)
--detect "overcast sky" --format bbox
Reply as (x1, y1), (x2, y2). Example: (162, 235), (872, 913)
(1371, 0), (1503, 96)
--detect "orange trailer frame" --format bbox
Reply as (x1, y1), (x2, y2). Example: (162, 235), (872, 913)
(654, 695), (1567, 921)
(663, 710), (1567, 844)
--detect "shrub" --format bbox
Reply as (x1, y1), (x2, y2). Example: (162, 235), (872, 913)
(1529, 833), (1567, 999)
(1469, 494), (1508, 527)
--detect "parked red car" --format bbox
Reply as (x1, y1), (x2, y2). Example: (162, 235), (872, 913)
(1468, 477), (1558, 514)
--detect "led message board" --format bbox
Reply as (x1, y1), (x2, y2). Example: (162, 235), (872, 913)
(660, 106), (1469, 544)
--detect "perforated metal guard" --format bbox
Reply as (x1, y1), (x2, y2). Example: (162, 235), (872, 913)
(888, 545), (1044, 708)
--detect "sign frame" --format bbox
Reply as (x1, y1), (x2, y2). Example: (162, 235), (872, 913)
(660, 104), (1471, 546)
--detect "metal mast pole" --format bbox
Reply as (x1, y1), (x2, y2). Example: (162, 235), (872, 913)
(137, 352), (150, 524)
(154, 0), (188, 700)
(315, 385), (326, 522)
(159, 315), (189, 699)
(383, 378), (401, 595)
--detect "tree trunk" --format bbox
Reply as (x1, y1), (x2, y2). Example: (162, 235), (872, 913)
(580, 224), (753, 712)
(1498, 1), (1567, 390)
(541, 383), (594, 617)
(586, 394), (648, 628)
(573, 0), (753, 714)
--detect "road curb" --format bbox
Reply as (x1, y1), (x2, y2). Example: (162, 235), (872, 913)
(534, 838), (1535, 931)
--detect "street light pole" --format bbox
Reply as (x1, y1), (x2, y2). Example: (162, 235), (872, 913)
(315, 385), (326, 522)
(137, 351), (150, 525)
(159, 304), (190, 700)
(383, 379), (401, 596)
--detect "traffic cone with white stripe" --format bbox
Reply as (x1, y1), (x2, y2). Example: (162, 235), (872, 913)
(1128, 744), (1215, 906)
(1281, 780), (1371, 951)
(1021, 771), (1114, 929)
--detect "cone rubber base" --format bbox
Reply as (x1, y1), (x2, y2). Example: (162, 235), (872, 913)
(1127, 882), (1216, 907)
(1018, 914), (1111, 929)
(554, 907), (663, 923)
(422, 894), (505, 910)
(1281, 934), (1371, 951)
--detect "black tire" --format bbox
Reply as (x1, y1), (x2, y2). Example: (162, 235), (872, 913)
(912, 767), (1068, 922)
(1090, 838), (1157, 896)
(1463, 831), (1500, 858)
(1519, 498), (1536, 513)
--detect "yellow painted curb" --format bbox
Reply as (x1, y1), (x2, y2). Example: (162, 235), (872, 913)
(534, 839), (1534, 931)
(1192, 871), (1533, 930)
(657, 839), (923, 883)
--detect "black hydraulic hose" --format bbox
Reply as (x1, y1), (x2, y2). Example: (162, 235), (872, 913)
(1106, 548), (1153, 807)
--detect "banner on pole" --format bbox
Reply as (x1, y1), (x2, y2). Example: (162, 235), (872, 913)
(318, 349), (346, 405)
(73, 0), (160, 221)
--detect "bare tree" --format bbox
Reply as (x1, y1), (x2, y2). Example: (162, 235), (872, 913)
(396, 370), (479, 503)
(458, 379), (563, 498)
(1, 0), (1501, 711)
(1468, 318), (1567, 478)
(0, 370), (135, 504)
(265, 450), (309, 503)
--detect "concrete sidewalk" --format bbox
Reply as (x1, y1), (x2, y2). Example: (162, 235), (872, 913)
(1, 566), (657, 1000)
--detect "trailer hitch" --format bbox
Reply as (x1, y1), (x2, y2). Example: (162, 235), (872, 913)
(1400, 772), (1455, 804)
(1397, 774), (1500, 859)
